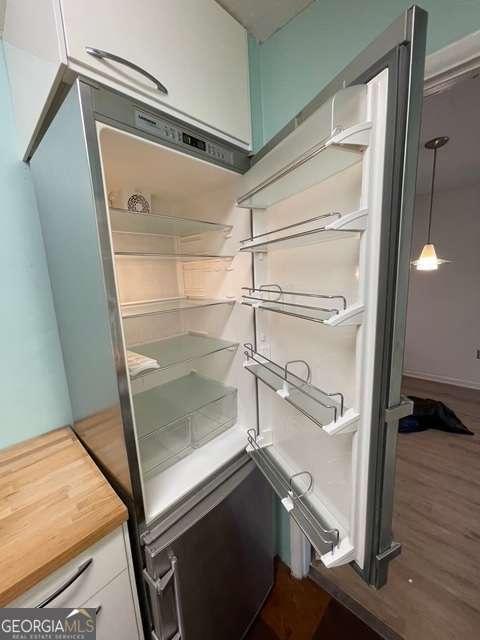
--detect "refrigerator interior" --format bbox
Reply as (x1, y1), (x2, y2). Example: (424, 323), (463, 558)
(98, 127), (256, 523)
(97, 67), (389, 571)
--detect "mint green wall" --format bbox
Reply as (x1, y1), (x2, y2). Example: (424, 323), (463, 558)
(0, 44), (72, 449)
(251, 0), (480, 147)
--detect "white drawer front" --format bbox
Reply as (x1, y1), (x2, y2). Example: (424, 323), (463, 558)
(9, 528), (127, 608)
(59, 0), (251, 145)
(83, 570), (140, 640)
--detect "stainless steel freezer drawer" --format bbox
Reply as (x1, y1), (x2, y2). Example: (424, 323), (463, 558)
(143, 461), (274, 640)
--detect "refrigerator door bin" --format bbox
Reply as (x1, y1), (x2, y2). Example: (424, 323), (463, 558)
(246, 430), (340, 557)
(243, 344), (358, 435)
(236, 86), (370, 209)
(239, 208), (367, 252)
(241, 286), (363, 327)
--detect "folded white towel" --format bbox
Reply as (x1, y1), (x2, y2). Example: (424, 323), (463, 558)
(127, 350), (160, 378)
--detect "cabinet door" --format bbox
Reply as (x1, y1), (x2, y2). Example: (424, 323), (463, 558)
(83, 570), (141, 640)
(236, 7), (427, 587)
(59, 0), (251, 146)
(3, 0), (67, 159)
(7, 529), (127, 608)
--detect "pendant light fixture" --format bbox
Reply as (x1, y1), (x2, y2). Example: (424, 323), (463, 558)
(413, 136), (449, 271)
(413, 136), (450, 271)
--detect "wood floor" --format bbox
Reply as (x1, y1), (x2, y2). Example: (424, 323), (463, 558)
(246, 560), (382, 640)
(312, 377), (480, 640)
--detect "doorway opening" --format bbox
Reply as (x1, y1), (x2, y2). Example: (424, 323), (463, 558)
(308, 52), (480, 640)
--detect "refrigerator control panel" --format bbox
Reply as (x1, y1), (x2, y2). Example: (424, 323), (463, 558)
(134, 109), (234, 166)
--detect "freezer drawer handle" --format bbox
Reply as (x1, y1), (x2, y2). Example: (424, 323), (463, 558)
(144, 555), (184, 640)
(85, 47), (168, 95)
(35, 558), (93, 608)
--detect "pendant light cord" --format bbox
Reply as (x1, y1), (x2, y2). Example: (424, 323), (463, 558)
(427, 147), (437, 243)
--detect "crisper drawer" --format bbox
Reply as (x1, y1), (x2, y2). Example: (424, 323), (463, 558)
(192, 390), (237, 447)
(8, 528), (127, 608)
(140, 416), (192, 476)
(143, 463), (274, 640)
(135, 373), (238, 477)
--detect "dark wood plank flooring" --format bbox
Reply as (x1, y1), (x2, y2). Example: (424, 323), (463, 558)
(247, 560), (382, 639)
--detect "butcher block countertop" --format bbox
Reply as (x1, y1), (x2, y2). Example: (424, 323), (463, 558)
(0, 427), (128, 605)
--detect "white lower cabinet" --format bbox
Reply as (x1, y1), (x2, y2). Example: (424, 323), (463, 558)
(83, 570), (140, 640)
(8, 526), (142, 640)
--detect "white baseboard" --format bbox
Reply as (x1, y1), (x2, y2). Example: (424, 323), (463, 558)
(403, 369), (480, 391)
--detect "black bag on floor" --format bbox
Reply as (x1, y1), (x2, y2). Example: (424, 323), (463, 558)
(399, 396), (474, 435)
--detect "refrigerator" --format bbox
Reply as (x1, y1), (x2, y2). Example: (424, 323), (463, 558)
(29, 6), (427, 639)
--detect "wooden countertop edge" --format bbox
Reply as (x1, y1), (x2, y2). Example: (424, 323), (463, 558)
(1, 509), (127, 607)
(0, 427), (129, 606)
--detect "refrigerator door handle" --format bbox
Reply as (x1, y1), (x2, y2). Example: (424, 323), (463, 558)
(144, 555), (184, 640)
(143, 561), (174, 594)
(384, 396), (413, 423)
(152, 632), (180, 640)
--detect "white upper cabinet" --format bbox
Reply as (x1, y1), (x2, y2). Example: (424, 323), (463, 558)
(3, 0), (251, 158)
(3, 0), (67, 158)
(60, 0), (251, 145)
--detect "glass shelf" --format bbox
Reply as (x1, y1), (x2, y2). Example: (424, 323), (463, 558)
(239, 210), (366, 253)
(128, 332), (238, 377)
(236, 122), (371, 210)
(114, 251), (234, 261)
(110, 208), (232, 237)
(134, 372), (237, 476)
(121, 297), (235, 319)
(134, 372), (237, 438)
(243, 345), (346, 430)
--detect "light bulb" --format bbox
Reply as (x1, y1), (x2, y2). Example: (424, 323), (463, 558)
(412, 243), (448, 271)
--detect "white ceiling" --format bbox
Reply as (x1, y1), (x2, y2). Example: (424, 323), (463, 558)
(216, 0), (314, 42)
(416, 74), (480, 194)
(0, 1), (312, 40)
